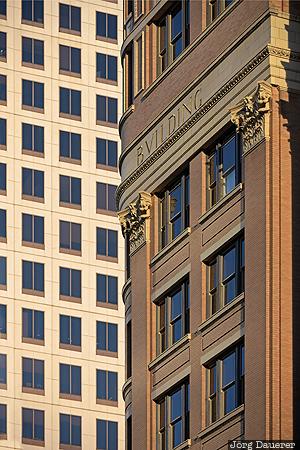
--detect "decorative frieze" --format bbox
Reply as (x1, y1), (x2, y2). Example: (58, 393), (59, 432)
(118, 192), (151, 254)
(230, 80), (272, 153)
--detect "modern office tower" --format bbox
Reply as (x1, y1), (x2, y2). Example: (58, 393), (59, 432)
(118, 0), (300, 449)
(0, 0), (124, 448)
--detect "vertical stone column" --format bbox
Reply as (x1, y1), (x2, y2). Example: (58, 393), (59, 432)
(119, 192), (152, 450)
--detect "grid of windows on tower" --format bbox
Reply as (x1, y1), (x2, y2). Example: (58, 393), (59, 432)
(0, 1), (121, 446)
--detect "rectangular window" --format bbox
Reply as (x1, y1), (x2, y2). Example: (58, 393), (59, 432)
(96, 53), (117, 83)
(0, 257), (6, 288)
(0, 209), (6, 241)
(59, 45), (81, 75)
(0, 354), (6, 386)
(96, 138), (117, 169)
(22, 260), (44, 295)
(126, 416), (132, 450)
(0, 118), (6, 148)
(22, 79), (44, 111)
(96, 369), (118, 404)
(96, 182), (117, 213)
(59, 87), (81, 119)
(97, 419), (118, 450)
(59, 130), (81, 162)
(0, 163), (6, 195)
(207, 132), (240, 208)
(207, 236), (244, 316)
(96, 228), (118, 260)
(97, 274), (118, 307)
(22, 37), (44, 67)
(96, 321), (118, 356)
(59, 175), (81, 207)
(22, 357), (44, 392)
(0, 404), (6, 438)
(22, 308), (44, 343)
(124, 45), (133, 109)
(59, 220), (81, 254)
(0, 1), (6, 18)
(159, 172), (189, 249)
(210, 0), (234, 22)
(157, 279), (190, 355)
(157, 1), (190, 75)
(59, 3), (81, 34)
(22, 168), (44, 200)
(96, 95), (118, 125)
(22, 408), (44, 444)
(22, 213), (44, 247)
(207, 342), (244, 423)
(157, 381), (190, 449)
(22, 0), (43, 24)
(60, 414), (81, 447)
(60, 314), (81, 349)
(0, 305), (6, 336)
(0, 75), (6, 103)
(60, 363), (81, 398)
(60, 267), (81, 301)
(135, 34), (143, 93)
(96, 12), (117, 41)
(22, 123), (44, 155)
(0, 32), (6, 60)
(126, 321), (132, 379)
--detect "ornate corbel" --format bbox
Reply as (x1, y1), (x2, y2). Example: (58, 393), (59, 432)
(118, 192), (152, 254)
(230, 80), (272, 153)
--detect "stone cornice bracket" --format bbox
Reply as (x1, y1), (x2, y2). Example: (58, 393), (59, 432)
(118, 191), (152, 254)
(230, 80), (272, 154)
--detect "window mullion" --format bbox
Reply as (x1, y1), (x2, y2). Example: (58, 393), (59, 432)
(217, 359), (222, 419)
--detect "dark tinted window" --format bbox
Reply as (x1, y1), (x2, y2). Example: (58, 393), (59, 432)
(0, 75), (6, 102)
(59, 45), (81, 74)
(22, 80), (44, 109)
(0, 209), (6, 239)
(96, 183), (117, 212)
(96, 138), (117, 168)
(97, 419), (118, 450)
(97, 369), (118, 402)
(97, 321), (118, 353)
(59, 220), (81, 252)
(22, 37), (44, 66)
(0, 354), (6, 384)
(60, 267), (81, 299)
(96, 95), (117, 124)
(60, 363), (81, 396)
(60, 131), (81, 160)
(0, 1), (6, 17)
(22, 0), (44, 24)
(59, 175), (81, 205)
(22, 308), (44, 340)
(60, 314), (81, 347)
(59, 4), (81, 32)
(60, 414), (81, 446)
(0, 33), (6, 59)
(96, 53), (117, 81)
(22, 357), (44, 390)
(22, 213), (44, 245)
(0, 257), (6, 287)
(0, 163), (5, 191)
(0, 304), (6, 334)
(22, 260), (44, 293)
(0, 119), (6, 147)
(97, 274), (118, 306)
(97, 228), (118, 258)
(60, 87), (81, 117)
(96, 12), (117, 40)
(22, 408), (44, 442)
(0, 404), (6, 435)
(22, 123), (44, 153)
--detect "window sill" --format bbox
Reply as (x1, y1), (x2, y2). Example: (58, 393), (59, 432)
(22, 149), (44, 158)
(173, 439), (191, 450)
(22, 62), (44, 71)
(59, 343), (82, 352)
(199, 183), (243, 225)
(0, 57), (6, 63)
(0, 100), (6, 106)
(0, 237), (6, 243)
(96, 120), (118, 129)
(59, 156), (81, 165)
(197, 404), (244, 440)
(0, 145), (6, 151)
(59, 393), (82, 401)
(22, 288), (44, 297)
(0, 284), (6, 291)
(96, 255), (118, 263)
(198, 293), (245, 334)
(22, 438), (45, 447)
(60, 445), (81, 450)
(96, 164), (118, 172)
(0, 15), (6, 21)
(22, 337), (44, 346)
(22, 241), (45, 250)
(96, 35), (118, 45)
(22, 105), (44, 114)
(96, 77), (118, 86)
(59, 248), (82, 257)
(0, 433), (7, 440)
(148, 333), (191, 371)
(96, 349), (118, 358)
(59, 295), (82, 304)
(21, 19), (44, 28)
(59, 27), (81, 37)
(96, 208), (116, 217)
(59, 202), (81, 210)
(0, 332), (6, 339)
(59, 112), (81, 121)
(0, 383), (6, 390)
(96, 398), (118, 407)
(59, 69), (81, 78)
(150, 227), (191, 267)
(22, 386), (45, 396)
(22, 194), (44, 203)
(96, 301), (118, 310)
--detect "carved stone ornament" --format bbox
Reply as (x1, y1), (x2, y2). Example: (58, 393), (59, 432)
(230, 80), (272, 153)
(118, 192), (151, 253)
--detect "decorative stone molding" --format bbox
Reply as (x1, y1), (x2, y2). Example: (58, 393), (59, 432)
(230, 80), (272, 153)
(118, 192), (151, 253)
